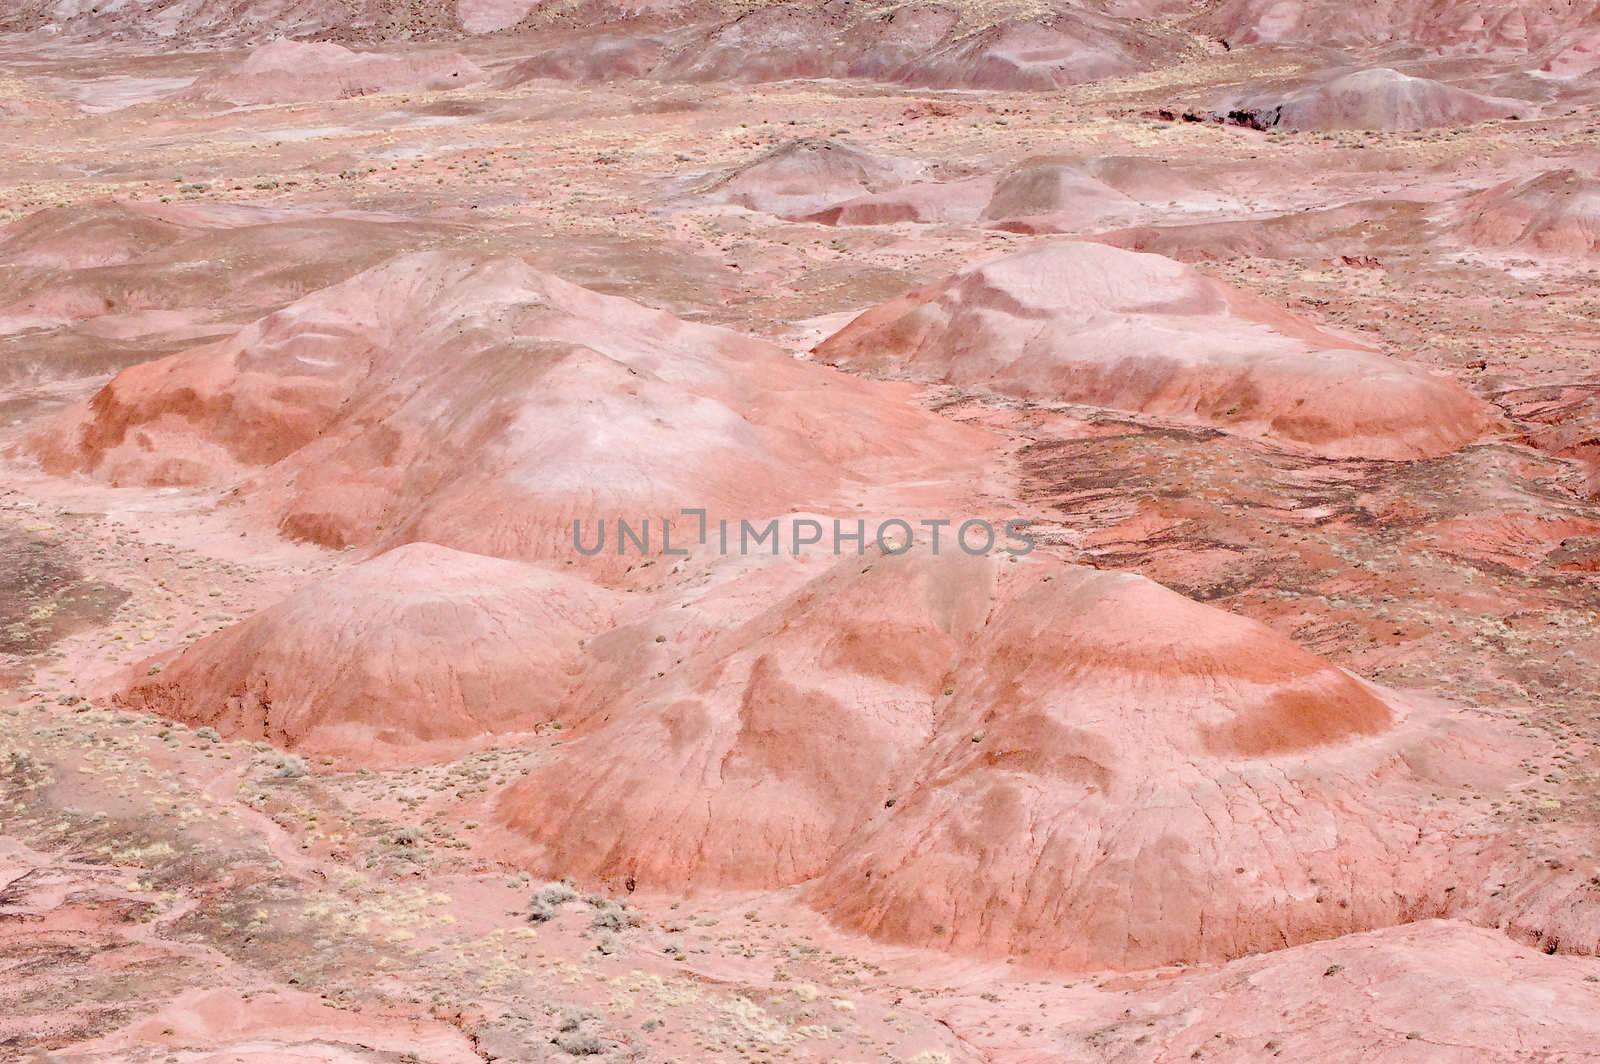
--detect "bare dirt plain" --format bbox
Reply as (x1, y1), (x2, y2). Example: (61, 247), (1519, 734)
(4, 1), (1600, 1061)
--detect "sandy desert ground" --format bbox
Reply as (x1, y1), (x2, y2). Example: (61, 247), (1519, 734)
(4, 1), (1600, 1061)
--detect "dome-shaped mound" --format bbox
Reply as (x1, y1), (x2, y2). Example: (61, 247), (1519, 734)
(643, 3), (1182, 91)
(980, 159), (1140, 227)
(1092, 199), (1425, 262)
(808, 563), (1427, 970)
(814, 241), (1493, 459)
(118, 543), (620, 764)
(0, 201), (463, 339)
(800, 176), (996, 227)
(489, 547), (1510, 970)
(493, 549), (998, 890)
(654, 3), (864, 84)
(1203, 0), (1599, 53)
(1230, 68), (1525, 131)
(697, 138), (928, 217)
(24, 251), (986, 570)
(891, 15), (1165, 90)
(1054, 920), (1600, 1058)
(0, 202), (195, 270)
(1446, 168), (1600, 254)
(187, 39), (487, 106)
(496, 36), (667, 84)
(979, 155), (1237, 233)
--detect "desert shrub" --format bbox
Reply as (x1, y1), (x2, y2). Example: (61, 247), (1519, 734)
(528, 879), (577, 923)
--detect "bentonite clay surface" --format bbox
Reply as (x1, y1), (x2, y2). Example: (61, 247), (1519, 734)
(4, 2), (1600, 1062)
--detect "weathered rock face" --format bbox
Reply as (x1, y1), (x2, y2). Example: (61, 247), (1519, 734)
(456, 0), (544, 35)
(815, 241), (1494, 459)
(1541, 25), (1600, 77)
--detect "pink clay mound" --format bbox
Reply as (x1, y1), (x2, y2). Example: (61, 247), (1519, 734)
(800, 176), (997, 227)
(26, 250), (982, 565)
(810, 560), (1417, 968)
(495, 547), (1001, 891)
(0, 202), (196, 270)
(1204, 0), (1600, 52)
(979, 154), (1237, 233)
(577, 3), (1181, 90)
(815, 240), (1493, 458)
(1231, 67), (1527, 130)
(887, 14), (1173, 90)
(496, 547), (1571, 969)
(188, 39), (487, 105)
(118, 543), (619, 763)
(0, 201), (462, 342)
(698, 137), (928, 216)
(1447, 167), (1600, 254)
